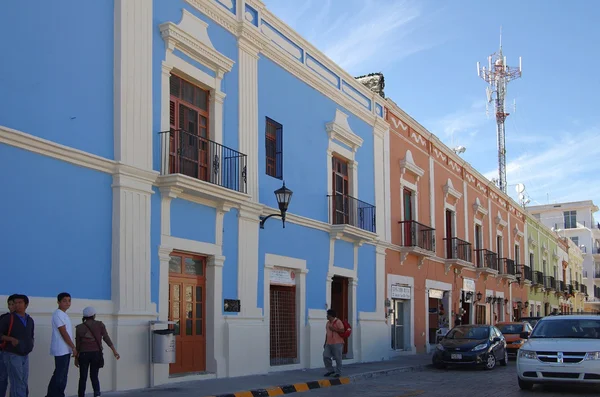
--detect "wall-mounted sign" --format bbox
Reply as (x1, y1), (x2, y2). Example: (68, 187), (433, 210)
(391, 284), (411, 300)
(463, 278), (475, 292)
(428, 289), (444, 299)
(270, 268), (296, 286)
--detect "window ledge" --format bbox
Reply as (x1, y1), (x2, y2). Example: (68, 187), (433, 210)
(156, 174), (250, 208)
(330, 224), (377, 246)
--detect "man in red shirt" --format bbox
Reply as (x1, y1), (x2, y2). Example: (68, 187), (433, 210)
(323, 309), (344, 377)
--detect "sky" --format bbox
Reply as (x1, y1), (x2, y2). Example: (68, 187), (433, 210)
(262, 0), (600, 219)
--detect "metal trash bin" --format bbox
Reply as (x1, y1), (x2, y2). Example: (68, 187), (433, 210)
(152, 329), (176, 364)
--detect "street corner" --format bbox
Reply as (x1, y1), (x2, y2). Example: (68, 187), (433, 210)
(207, 376), (351, 397)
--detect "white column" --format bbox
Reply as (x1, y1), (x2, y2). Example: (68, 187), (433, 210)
(488, 198), (493, 249)
(463, 181), (469, 239)
(112, 1), (155, 390)
(237, 203), (263, 317)
(383, 128), (392, 242)
(238, 37), (260, 201)
(206, 255), (226, 376)
(373, 122), (387, 241)
(212, 88), (226, 145)
(429, 157), (435, 228)
(349, 278), (358, 359)
(375, 244), (386, 317)
(114, 0), (153, 170)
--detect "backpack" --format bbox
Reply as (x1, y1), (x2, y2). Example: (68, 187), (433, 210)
(339, 319), (352, 339)
(0, 313), (14, 351)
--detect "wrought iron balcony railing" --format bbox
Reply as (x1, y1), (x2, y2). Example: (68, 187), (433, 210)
(444, 237), (472, 263)
(398, 220), (435, 253)
(521, 265), (532, 281)
(581, 284), (588, 295)
(499, 258), (516, 276)
(160, 129), (247, 193)
(533, 271), (544, 285)
(544, 276), (556, 290)
(328, 194), (376, 233)
(568, 284), (574, 295)
(474, 249), (498, 271)
(558, 280), (565, 292)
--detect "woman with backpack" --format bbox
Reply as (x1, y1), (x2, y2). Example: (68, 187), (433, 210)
(74, 307), (120, 397)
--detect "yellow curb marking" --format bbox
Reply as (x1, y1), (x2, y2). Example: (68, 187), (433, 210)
(293, 383), (310, 392)
(266, 386), (285, 396)
(317, 379), (331, 387)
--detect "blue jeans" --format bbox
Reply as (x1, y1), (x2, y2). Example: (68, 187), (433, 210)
(3, 352), (29, 397)
(0, 350), (7, 397)
(46, 354), (71, 397)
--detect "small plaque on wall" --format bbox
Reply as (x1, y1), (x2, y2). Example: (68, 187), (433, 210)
(224, 299), (241, 313)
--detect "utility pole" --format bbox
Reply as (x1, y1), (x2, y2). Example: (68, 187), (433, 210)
(477, 28), (522, 193)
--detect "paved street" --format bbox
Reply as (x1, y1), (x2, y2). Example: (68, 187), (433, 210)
(303, 361), (600, 397)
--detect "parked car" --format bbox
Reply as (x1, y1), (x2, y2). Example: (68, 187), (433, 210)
(516, 315), (600, 390)
(496, 321), (533, 355)
(520, 316), (543, 329)
(432, 324), (508, 370)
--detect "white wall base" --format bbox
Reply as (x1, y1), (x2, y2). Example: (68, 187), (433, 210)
(307, 309), (328, 368)
(223, 316), (269, 377)
(357, 313), (392, 362)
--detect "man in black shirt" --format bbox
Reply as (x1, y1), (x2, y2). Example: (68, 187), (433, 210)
(0, 294), (17, 397)
(0, 294), (34, 397)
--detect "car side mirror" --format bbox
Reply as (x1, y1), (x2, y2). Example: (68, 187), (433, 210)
(520, 331), (530, 339)
(493, 337), (501, 343)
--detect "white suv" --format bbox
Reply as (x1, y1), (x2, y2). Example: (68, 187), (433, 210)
(516, 315), (600, 390)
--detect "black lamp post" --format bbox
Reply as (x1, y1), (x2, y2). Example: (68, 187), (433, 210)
(476, 291), (483, 302)
(260, 182), (293, 229)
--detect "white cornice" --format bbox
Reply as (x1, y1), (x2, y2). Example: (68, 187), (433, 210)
(330, 224), (377, 246)
(399, 150), (424, 181)
(513, 225), (525, 241)
(528, 235), (537, 248)
(443, 178), (462, 202)
(495, 211), (508, 230)
(160, 9), (234, 76)
(156, 174), (249, 208)
(473, 197), (489, 218)
(326, 109), (363, 151)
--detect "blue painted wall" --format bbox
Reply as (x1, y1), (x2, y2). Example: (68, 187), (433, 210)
(333, 240), (354, 270)
(257, 57), (376, 223)
(152, 0), (239, 172)
(222, 208), (239, 311)
(258, 223), (330, 316)
(357, 244), (376, 312)
(0, 146), (112, 299)
(150, 187), (162, 309)
(0, 1), (114, 159)
(170, 199), (216, 243)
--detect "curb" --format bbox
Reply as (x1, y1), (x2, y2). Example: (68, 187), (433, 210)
(207, 377), (350, 397)
(207, 364), (427, 397)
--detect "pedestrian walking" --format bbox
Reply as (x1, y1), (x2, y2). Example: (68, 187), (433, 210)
(46, 292), (77, 397)
(74, 306), (120, 397)
(0, 295), (17, 397)
(323, 309), (345, 378)
(0, 294), (35, 397)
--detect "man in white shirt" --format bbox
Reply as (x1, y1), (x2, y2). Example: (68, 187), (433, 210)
(45, 292), (77, 397)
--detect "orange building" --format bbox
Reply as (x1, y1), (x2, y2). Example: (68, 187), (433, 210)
(383, 101), (529, 354)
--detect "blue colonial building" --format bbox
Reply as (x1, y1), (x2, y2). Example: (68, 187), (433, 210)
(0, 0), (393, 393)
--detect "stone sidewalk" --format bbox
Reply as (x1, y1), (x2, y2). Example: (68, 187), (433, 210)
(106, 353), (432, 397)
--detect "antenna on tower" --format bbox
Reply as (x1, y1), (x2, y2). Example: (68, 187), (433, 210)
(476, 28), (523, 194)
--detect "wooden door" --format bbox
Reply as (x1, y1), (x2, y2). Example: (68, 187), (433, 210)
(168, 252), (206, 374)
(445, 210), (453, 258)
(332, 156), (349, 225)
(475, 305), (486, 325)
(331, 276), (349, 355)
(403, 189), (413, 246)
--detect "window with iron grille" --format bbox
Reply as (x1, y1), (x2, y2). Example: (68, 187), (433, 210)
(265, 118), (283, 179)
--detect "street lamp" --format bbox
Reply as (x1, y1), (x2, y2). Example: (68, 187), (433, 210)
(260, 182), (293, 229)
(476, 291), (483, 302)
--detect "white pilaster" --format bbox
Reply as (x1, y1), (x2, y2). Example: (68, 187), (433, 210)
(373, 121), (388, 241)
(429, 157), (435, 228)
(375, 244), (386, 317)
(206, 255), (226, 376)
(114, 0), (153, 170)
(238, 37), (260, 201)
(463, 181), (469, 239)
(383, 128), (392, 242)
(237, 203), (262, 316)
(488, 198), (493, 249)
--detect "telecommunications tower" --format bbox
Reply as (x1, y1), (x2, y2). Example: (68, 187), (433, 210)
(477, 29), (522, 193)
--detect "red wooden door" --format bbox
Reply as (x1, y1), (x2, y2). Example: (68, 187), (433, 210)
(331, 276), (349, 355)
(168, 252), (206, 374)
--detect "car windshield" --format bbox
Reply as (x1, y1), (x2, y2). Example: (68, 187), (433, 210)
(497, 324), (522, 334)
(530, 319), (600, 339)
(445, 326), (489, 340)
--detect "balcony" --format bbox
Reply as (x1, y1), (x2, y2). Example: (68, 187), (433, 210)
(158, 129), (249, 203)
(443, 237), (474, 273)
(328, 194), (377, 243)
(520, 265), (532, 283)
(581, 284), (588, 295)
(557, 280), (565, 292)
(568, 284), (575, 295)
(533, 271), (544, 286)
(474, 249), (498, 274)
(397, 220), (436, 266)
(498, 258), (516, 278)
(544, 276), (556, 290)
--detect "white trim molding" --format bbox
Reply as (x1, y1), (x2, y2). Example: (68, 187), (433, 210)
(399, 150), (424, 182)
(513, 224), (525, 241)
(443, 178), (462, 202)
(326, 109), (364, 152)
(495, 211), (508, 230)
(473, 197), (489, 219)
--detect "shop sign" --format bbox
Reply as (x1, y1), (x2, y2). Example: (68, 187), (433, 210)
(391, 284), (411, 299)
(463, 278), (475, 292)
(270, 268), (296, 286)
(428, 289), (444, 299)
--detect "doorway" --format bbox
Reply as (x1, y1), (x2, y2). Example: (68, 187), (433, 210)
(270, 285), (298, 366)
(445, 210), (454, 258)
(461, 300), (471, 325)
(475, 305), (486, 325)
(391, 300), (408, 350)
(330, 276), (349, 356)
(168, 252), (206, 375)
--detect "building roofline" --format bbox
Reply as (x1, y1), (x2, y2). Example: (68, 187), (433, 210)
(527, 200), (599, 213)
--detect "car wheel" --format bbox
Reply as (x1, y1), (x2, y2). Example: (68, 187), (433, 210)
(484, 353), (496, 370)
(518, 377), (534, 390)
(500, 349), (508, 366)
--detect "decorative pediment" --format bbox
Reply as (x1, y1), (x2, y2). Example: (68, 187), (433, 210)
(159, 9), (234, 76)
(528, 235), (537, 247)
(513, 225), (524, 241)
(399, 150), (425, 181)
(326, 109), (363, 152)
(495, 211), (508, 229)
(552, 248), (559, 260)
(542, 242), (548, 256)
(443, 178), (462, 202)
(473, 197), (488, 218)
